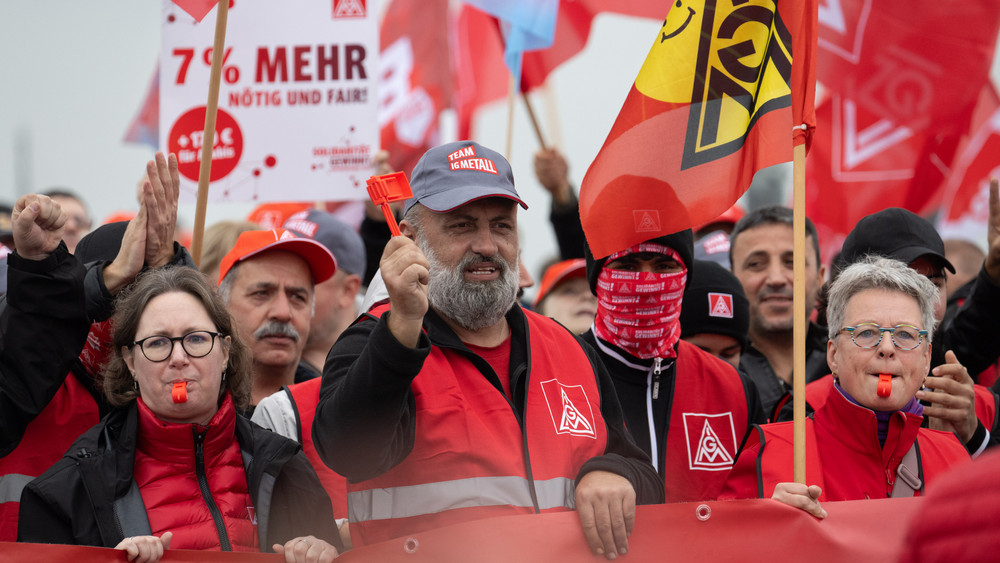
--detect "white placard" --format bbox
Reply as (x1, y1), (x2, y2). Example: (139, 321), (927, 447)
(160, 0), (378, 204)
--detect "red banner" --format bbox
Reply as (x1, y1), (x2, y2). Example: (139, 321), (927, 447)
(936, 87), (1000, 247)
(3, 497), (924, 562)
(579, 0), (816, 259)
(378, 0), (452, 177)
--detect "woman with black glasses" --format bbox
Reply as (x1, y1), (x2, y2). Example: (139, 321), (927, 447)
(18, 266), (341, 563)
(719, 256), (971, 516)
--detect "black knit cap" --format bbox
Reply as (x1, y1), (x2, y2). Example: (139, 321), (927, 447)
(838, 208), (955, 273)
(585, 229), (695, 295)
(679, 260), (750, 350)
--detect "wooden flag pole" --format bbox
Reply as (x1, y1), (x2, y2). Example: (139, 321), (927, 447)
(521, 92), (547, 150)
(189, 0), (230, 267)
(505, 75), (516, 160)
(792, 141), (807, 484)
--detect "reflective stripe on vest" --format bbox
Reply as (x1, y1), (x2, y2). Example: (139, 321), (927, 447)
(348, 475), (575, 522)
(0, 473), (33, 504)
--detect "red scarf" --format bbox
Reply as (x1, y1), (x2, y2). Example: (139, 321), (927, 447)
(593, 244), (687, 360)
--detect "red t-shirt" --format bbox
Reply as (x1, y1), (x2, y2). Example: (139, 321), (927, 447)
(466, 335), (513, 397)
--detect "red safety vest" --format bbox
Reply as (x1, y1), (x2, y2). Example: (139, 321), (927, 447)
(664, 341), (750, 502)
(348, 306), (608, 546)
(287, 378), (348, 520)
(0, 375), (99, 541)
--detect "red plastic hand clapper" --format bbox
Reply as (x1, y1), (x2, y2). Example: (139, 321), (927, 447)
(366, 172), (412, 237)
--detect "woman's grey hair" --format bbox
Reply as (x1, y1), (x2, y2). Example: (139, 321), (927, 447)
(826, 255), (939, 343)
(102, 266), (252, 411)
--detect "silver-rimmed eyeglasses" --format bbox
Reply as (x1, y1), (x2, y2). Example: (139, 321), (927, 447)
(132, 331), (222, 362)
(840, 324), (927, 351)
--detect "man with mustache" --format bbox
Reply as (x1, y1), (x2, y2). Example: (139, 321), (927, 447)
(728, 206), (828, 420)
(313, 141), (662, 558)
(217, 229), (336, 406)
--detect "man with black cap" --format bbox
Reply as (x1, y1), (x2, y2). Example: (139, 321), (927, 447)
(313, 141), (662, 557)
(836, 203), (1000, 455)
(680, 260), (751, 369)
(583, 231), (763, 503)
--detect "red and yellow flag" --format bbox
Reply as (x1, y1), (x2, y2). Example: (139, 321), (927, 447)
(580, 0), (816, 259)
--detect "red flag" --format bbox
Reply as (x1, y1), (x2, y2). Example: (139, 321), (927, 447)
(805, 0), (1000, 265)
(936, 86), (1000, 246)
(817, 1), (997, 135)
(378, 0), (452, 176)
(580, 0), (817, 259)
(453, 2), (665, 140)
(171, 0), (220, 23)
(453, 5), (508, 140)
(123, 63), (160, 149)
(520, 1), (664, 90)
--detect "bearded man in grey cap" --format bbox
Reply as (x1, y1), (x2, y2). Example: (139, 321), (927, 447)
(313, 141), (662, 556)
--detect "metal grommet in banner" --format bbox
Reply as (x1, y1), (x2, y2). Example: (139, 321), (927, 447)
(695, 504), (712, 521)
(403, 537), (419, 554)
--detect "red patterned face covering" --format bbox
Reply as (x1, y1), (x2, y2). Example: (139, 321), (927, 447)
(593, 244), (687, 360)
(79, 319), (114, 376)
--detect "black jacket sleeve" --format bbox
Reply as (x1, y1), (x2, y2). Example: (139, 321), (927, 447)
(359, 217), (393, 287)
(940, 266), (1000, 375)
(549, 189), (586, 260)
(574, 340), (665, 505)
(0, 244), (89, 456)
(314, 313), (430, 481)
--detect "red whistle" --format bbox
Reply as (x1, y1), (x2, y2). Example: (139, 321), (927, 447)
(876, 374), (892, 398)
(172, 381), (188, 404)
(366, 172), (413, 237)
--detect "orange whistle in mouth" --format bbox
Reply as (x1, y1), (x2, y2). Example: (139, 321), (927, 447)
(877, 374), (892, 398)
(172, 381), (188, 404)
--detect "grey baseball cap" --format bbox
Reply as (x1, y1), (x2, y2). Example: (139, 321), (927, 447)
(283, 209), (366, 276)
(403, 141), (528, 216)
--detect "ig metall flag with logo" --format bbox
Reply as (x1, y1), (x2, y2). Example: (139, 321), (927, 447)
(580, 0), (817, 259)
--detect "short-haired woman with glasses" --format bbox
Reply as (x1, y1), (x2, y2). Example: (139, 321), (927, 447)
(18, 267), (342, 562)
(719, 256), (970, 516)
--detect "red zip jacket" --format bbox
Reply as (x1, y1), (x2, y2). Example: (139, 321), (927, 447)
(721, 384), (970, 500)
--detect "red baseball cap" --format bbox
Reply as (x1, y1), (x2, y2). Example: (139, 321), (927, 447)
(217, 228), (337, 285)
(534, 258), (587, 307)
(246, 202), (312, 230)
(694, 202), (745, 233)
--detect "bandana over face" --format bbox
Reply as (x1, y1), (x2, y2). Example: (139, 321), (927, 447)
(594, 243), (687, 360)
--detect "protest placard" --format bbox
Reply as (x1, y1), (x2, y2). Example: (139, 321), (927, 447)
(160, 0), (378, 204)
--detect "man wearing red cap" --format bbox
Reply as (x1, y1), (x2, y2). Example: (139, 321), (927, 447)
(217, 229), (337, 406)
(314, 141), (662, 558)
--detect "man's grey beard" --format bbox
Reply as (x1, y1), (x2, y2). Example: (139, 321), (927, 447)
(417, 235), (519, 331)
